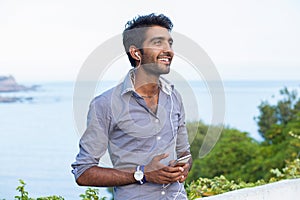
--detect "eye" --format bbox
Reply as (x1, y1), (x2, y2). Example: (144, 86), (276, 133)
(169, 40), (173, 46)
(154, 40), (162, 45)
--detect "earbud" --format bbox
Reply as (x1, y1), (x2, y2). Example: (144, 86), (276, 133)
(135, 52), (141, 60)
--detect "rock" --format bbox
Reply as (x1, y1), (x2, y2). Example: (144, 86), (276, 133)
(0, 75), (37, 103)
(0, 75), (38, 92)
(0, 95), (34, 103)
(0, 96), (21, 103)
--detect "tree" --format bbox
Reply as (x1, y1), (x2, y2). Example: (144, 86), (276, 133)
(187, 128), (261, 182)
(256, 87), (300, 144)
(254, 87), (300, 178)
(186, 87), (300, 184)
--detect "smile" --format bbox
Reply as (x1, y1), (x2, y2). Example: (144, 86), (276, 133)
(158, 57), (171, 64)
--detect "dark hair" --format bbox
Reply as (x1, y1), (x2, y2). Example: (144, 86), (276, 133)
(122, 13), (173, 67)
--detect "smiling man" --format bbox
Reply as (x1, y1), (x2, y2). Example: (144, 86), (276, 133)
(72, 13), (192, 200)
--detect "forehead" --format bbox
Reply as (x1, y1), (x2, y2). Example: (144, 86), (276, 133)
(144, 26), (172, 41)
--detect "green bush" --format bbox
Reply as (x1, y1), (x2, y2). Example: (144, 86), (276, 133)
(269, 158), (300, 182)
(79, 188), (106, 200)
(187, 87), (300, 185)
(185, 175), (266, 199)
(186, 157), (300, 199)
(9, 179), (107, 200)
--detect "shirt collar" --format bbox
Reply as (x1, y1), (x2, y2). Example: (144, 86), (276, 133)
(121, 69), (174, 96)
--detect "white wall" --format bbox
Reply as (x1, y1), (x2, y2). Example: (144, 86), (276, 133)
(196, 179), (300, 200)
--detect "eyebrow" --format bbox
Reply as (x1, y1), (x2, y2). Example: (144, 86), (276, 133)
(149, 36), (173, 43)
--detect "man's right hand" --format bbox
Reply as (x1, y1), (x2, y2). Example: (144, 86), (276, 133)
(144, 153), (185, 184)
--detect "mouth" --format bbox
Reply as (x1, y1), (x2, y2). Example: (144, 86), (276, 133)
(157, 56), (172, 65)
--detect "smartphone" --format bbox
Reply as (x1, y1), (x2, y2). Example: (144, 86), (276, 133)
(173, 154), (191, 166)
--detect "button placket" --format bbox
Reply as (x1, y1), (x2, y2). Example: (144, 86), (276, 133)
(153, 117), (161, 133)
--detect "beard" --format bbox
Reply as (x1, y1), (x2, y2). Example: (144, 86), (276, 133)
(140, 62), (171, 75)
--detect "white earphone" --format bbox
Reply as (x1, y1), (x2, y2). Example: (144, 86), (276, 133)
(135, 52), (141, 60)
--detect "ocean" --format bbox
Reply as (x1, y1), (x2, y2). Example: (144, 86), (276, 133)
(0, 80), (299, 199)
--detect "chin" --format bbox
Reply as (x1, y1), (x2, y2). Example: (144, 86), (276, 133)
(161, 67), (171, 74)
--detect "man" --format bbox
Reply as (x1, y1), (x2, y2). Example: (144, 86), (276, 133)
(72, 13), (192, 199)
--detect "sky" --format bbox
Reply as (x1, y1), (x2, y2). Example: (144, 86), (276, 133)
(0, 0), (300, 82)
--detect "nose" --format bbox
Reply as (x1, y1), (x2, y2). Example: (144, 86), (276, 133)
(164, 41), (173, 51)
(162, 41), (174, 55)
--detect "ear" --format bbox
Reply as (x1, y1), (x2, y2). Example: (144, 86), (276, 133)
(129, 45), (140, 61)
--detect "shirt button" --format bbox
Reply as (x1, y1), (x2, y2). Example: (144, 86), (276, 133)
(155, 119), (159, 123)
(161, 191), (166, 195)
(157, 136), (161, 140)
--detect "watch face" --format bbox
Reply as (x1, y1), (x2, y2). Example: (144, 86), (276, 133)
(134, 170), (144, 181)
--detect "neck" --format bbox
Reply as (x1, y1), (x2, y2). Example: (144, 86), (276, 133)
(137, 83), (160, 98)
(133, 68), (160, 97)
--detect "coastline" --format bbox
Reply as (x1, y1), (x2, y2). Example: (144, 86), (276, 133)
(0, 75), (38, 103)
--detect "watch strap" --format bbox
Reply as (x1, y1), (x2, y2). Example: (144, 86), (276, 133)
(141, 165), (146, 184)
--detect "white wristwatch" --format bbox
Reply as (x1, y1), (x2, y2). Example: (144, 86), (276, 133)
(134, 165), (145, 184)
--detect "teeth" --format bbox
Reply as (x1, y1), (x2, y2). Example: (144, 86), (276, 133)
(159, 58), (169, 62)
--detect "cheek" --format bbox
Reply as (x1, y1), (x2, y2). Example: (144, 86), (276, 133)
(142, 52), (157, 63)
(144, 47), (161, 56)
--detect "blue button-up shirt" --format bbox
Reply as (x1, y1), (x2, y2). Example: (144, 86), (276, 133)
(72, 69), (190, 199)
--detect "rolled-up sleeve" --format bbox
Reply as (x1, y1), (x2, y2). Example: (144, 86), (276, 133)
(71, 95), (111, 180)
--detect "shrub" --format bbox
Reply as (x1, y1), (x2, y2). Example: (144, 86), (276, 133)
(186, 157), (300, 199)
(10, 179), (107, 200)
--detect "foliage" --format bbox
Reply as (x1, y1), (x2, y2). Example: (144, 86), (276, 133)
(36, 197), (64, 200)
(254, 87), (300, 180)
(186, 175), (266, 199)
(11, 179), (107, 200)
(256, 87), (300, 142)
(186, 157), (300, 199)
(79, 188), (106, 200)
(185, 86), (300, 199)
(269, 158), (300, 182)
(187, 127), (261, 182)
(187, 87), (300, 183)
(15, 179), (34, 200)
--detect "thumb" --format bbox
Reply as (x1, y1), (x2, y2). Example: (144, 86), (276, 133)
(154, 153), (169, 161)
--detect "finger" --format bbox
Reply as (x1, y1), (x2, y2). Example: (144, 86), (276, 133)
(182, 163), (190, 171)
(161, 174), (182, 183)
(184, 169), (189, 176)
(163, 166), (184, 173)
(159, 169), (184, 182)
(159, 168), (181, 177)
(179, 175), (187, 183)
